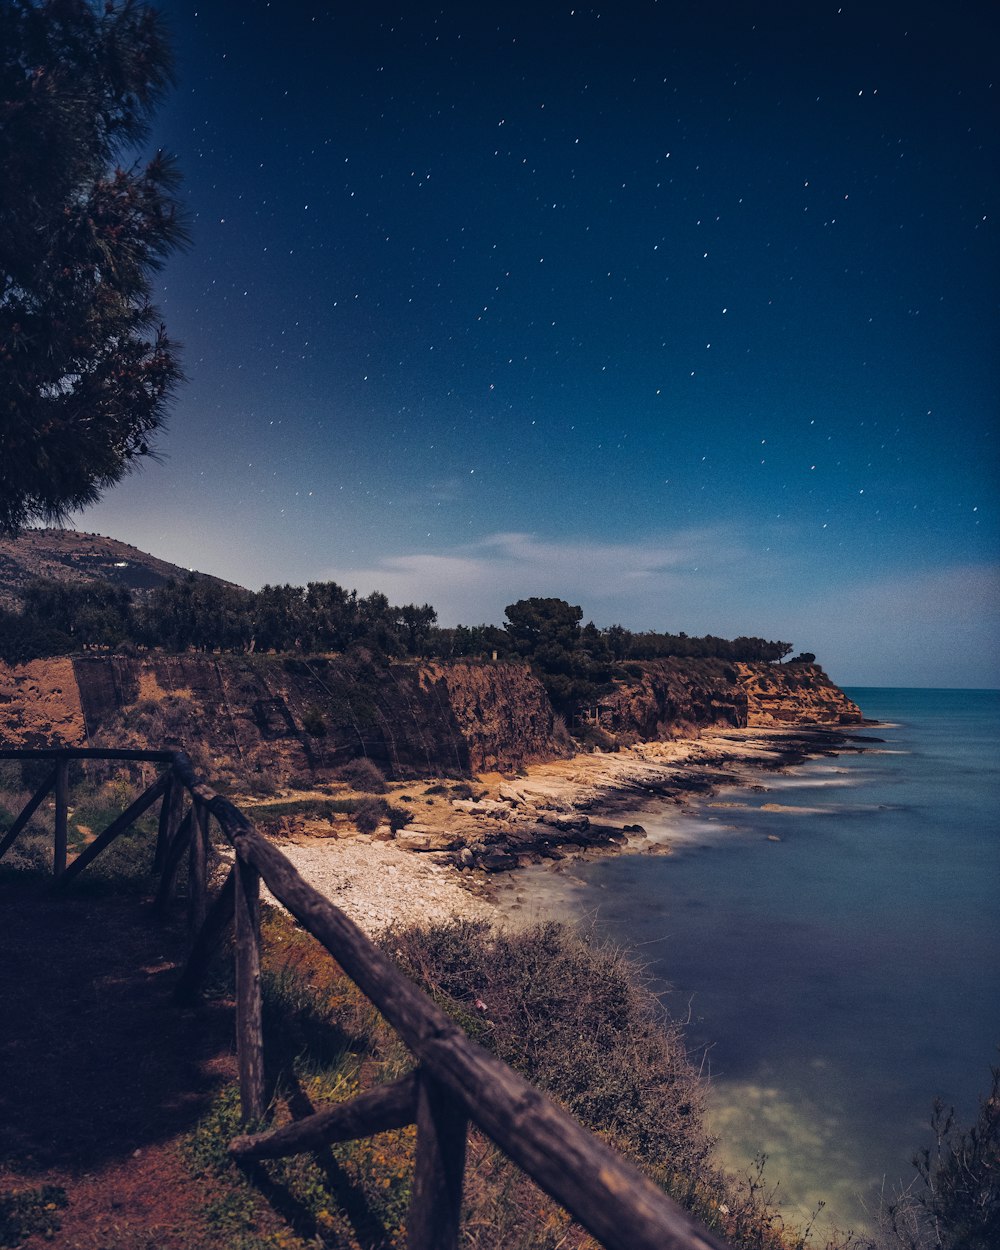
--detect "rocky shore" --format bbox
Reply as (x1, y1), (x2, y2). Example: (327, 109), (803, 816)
(261, 722), (879, 934)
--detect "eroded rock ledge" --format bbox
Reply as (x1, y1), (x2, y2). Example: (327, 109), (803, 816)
(0, 653), (861, 785)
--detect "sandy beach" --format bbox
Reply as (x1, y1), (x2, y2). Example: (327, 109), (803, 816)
(258, 723), (868, 934)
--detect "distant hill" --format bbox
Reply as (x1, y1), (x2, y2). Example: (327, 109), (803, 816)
(0, 529), (242, 611)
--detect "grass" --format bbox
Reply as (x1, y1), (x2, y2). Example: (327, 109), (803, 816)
(180, 910), (416, 1250)
(248, 795), (413, 836)
(246, 797), (362, 820)
(175, 911), (858, 1250)
(0, 1185), (67, 1248)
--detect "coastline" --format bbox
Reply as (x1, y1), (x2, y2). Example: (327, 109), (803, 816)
(262, 722), (879, 934)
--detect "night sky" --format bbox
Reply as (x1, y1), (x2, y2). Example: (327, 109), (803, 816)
(75, 1), (998, 687)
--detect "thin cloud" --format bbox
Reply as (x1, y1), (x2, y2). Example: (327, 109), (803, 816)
(321, 534), (999, 688)
(319, 526), (767, 624)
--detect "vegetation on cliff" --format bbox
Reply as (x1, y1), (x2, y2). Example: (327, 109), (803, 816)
(0, 574), (795, 668)
(0, 572), (800, 728)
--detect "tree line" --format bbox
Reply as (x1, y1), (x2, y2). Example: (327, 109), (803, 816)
(0, 576), (438, 662)
(0, 577), (802, 676)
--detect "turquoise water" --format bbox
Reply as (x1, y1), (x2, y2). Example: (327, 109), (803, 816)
(564, 689), (1000, 1233)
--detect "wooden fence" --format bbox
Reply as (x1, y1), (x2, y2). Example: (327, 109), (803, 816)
(0, 747), (732, 1250)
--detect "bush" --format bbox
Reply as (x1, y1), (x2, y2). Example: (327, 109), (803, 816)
(353, 796), (385, 834)
(573, 721), (618, 752)
(883, 1061), (1000, 1250)
(0, 1184), (68, 1245)
(449, 780), (487, 801)
(386, 920), (711, 1176)
(81, 824), (158, 891)
(337, 757), (388, 793)
(173, 907), (853, 1250)
(386, 802), (412, 832)
(0, 832), (52, 876)
(244, 773), (280, 798)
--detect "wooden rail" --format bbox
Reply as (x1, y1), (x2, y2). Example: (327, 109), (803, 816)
(0, 747), (733, 1250)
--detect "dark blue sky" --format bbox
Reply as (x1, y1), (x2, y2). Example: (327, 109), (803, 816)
(77, 1), (998, 686)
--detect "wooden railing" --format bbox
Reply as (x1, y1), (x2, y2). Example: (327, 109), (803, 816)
(0, 747), (732, 1250)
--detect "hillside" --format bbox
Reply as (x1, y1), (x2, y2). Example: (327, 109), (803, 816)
(0, 529), (240, 610)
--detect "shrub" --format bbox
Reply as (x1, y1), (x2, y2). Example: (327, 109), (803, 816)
(0, 1184), (68, 1245)
(68, 821), (160, 894)
(449, 780), (487, 801)
(347, 797), (413, 835)
(883, 1061), (1000, 1250)
(244, 773), (279, 798)
(386, 802), (412, 832)
(385, 920), (711, 1176)
(353, 796), (385, 834)
(1, 832), (52, 875)
(0, 760), (23, 791)
(337, 757), (388, 793)
(573, 721), (618, 752)
(174, 907), (854, 1250)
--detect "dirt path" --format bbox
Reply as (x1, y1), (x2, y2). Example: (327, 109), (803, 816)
(0, 877), (235, 1249)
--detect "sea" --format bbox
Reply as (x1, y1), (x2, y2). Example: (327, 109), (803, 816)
(526, 688), (1000, 1235)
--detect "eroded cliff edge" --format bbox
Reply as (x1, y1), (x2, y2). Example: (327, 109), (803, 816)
(0, 653), (861, 782)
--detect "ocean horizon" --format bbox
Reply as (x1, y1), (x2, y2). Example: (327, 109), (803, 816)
(518, 687), (1000, 1235)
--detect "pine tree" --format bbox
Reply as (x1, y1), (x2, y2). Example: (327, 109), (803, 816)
(0, 0), (187, 535)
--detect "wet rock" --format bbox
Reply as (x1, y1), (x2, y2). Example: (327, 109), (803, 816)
(477, 850), (519, 873)
(553, 814), (590, 833)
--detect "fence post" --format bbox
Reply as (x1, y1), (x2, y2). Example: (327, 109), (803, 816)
(154, 769), (180, 872)
(53, 756), (69, 878)
(188, 800), (209, 932)
(153, 807), (194, 914)
(173, 865), (236, 1006)
(407, 1069), (468, 1250)
(234, 852), (266, 1122)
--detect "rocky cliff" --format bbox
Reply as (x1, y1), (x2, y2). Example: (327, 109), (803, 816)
(596, 658), (748, 737)
(592, 658), (861, 738)
(736, 662), (863, 726)
(0, 653), (860, 783)
(0, 653), (568, 782)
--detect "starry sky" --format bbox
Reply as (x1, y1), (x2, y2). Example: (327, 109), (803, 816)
(75, 1), (998, 688)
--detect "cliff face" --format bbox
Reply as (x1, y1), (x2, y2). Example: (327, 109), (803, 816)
(431, 662), (572, 772)
(597, 658), (749, 737)
(0, 653), (860, 781)
(594, 659), (861, 737)
(0, 653), (566, 782)
(0, 657), (85, 745)
(736, 662), (863, 726)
